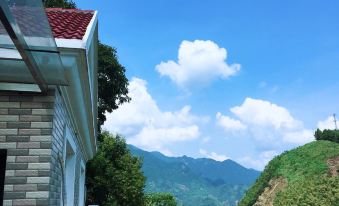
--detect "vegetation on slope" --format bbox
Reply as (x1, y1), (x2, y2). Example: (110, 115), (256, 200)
(130, 145), (260, 206)
(239, 140), (339, 206)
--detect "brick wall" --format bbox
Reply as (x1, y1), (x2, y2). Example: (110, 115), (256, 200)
(0, 89), (86, 206)
(0, 90), (55, 206)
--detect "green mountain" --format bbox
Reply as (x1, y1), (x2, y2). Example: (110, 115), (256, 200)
(129, 145), (260, 206)
(239, 140), (339, 206)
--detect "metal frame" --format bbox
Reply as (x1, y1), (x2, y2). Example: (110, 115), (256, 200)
(0, 1), (48, 93)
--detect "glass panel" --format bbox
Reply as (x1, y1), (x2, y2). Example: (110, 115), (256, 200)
(0, 0), (68, 87)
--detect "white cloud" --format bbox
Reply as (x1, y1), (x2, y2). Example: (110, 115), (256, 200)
(199, 149), (229, 161)
(216, 112), (247, 131)
(283, 129), (314, 144)
(238, 150), (279, 170)
(231, 98), (302, 130)
(217, 98), (314, 147)
(103, 77), (204, 153)
(317, 116), (336, 130)
(156, 40), (240, 88)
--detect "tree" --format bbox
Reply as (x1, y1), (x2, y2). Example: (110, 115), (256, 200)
(145, 193), (177, 206)
(43, 1), (131, 133)
(97, 43), (130, 131)
(314, 129), (339, 143)
(86, 132), (146, 206)
(43, 0), (76, 8)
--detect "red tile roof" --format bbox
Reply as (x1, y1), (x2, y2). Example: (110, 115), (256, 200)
(46, 8), (95, 40)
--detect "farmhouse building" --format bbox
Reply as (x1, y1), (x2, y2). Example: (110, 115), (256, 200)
(0, 1), (98, 206)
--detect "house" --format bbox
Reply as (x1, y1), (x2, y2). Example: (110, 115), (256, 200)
(0, 1), (98, 206)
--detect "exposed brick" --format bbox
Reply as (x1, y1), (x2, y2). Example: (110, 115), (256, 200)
(37, 184), (49, 191)
(15, 170), (38, 177)
(0, 135), (5, 142)
(3, 200), (12, 206)
(41, 103), (54, 109)
(7, 149), (29, 156)
(6, 163), (28, 170)
(5, 177), (27, 184)
(38, 156), (51, 163)
(6, 136), (29, 142)
(0, 108), (8, 114)
(29, 149), (51, 156)
(32, 109), (54, 115)
(41, 116), (53, 121)
(40, 142), (52, 149)
(12, 199), (36, 206)
(31, 122), (53, 129)
(19, 129), (40, 135)
(33, 96), (54, 103)
(0, 96), (9, 101)
(9, 96), (33, 102)
(0, 129), (17, 135)
(0, 115), (19, 121)
(27, 177), (50, 184)
(20, 102), (42, 109)
(13, 184), (37, 191)
(4, 185), (13, 192)
(19, 115), (42, 122)
(36, 198), (49, 206)
(6, 156), (15, 163)
(3, 192), (26, 199)
(8, 109), (32, 115)
(16, 156), (39, 163)
(0, 122), (6, 128)
(30, 136), (51, 142)
(0, 102), (20, 108)
(28, 163), (50, 170)
(0, 142), (16, 149)
(17, 142), (40, 149)
(7, 122), (30, 129)
(26, 191), (49, 199)
(41, 129), (52, 135)
(5, 170), (14, 177)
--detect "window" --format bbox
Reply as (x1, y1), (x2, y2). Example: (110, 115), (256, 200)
(64, 128), (77, 206)
(0, 149), (7, 206)
(78, 161), (86, 206)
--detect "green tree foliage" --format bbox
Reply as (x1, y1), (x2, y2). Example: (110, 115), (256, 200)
(43, 0), (76, 8)
(145, 193), (177, 206)
(43, 0), (130, 132)
(86, 132), (146, 206)
(97, 43), (130, 131)
(314, 128), (339, 143)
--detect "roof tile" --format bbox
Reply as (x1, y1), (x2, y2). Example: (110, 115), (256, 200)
(46, 8), (95, 40)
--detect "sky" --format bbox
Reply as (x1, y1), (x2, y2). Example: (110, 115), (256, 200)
(76, 0), (339, 170)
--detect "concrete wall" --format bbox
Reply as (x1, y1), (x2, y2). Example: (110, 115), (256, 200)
(0, 89), (86, 206)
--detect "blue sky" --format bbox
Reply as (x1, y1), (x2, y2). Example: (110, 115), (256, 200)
(76, 0), (339, 170)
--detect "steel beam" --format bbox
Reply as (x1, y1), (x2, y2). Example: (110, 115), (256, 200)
(0, 1), (48, 93)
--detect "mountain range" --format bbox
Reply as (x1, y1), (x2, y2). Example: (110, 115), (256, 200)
(129, 145), (260, 206)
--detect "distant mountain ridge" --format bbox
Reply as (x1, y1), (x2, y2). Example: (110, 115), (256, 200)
(129, 145), (260, 206)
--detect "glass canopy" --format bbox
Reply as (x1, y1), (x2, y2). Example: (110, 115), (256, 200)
(0, 0), (68, 92)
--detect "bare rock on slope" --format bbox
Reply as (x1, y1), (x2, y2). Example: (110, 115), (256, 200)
(253, 177), (287, 206)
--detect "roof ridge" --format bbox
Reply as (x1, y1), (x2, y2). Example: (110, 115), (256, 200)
(45, 8), (94, 13)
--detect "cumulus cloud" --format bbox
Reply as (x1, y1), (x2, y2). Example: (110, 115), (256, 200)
(216, 112), (247, 132)
(199, 149), (229, 161)
(231, 98), (302, 130)
(317, 116), (337, 130)
(103, 77), (204, 153)
(156, 40), (240, 88)
(217, 98), (314, 146)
